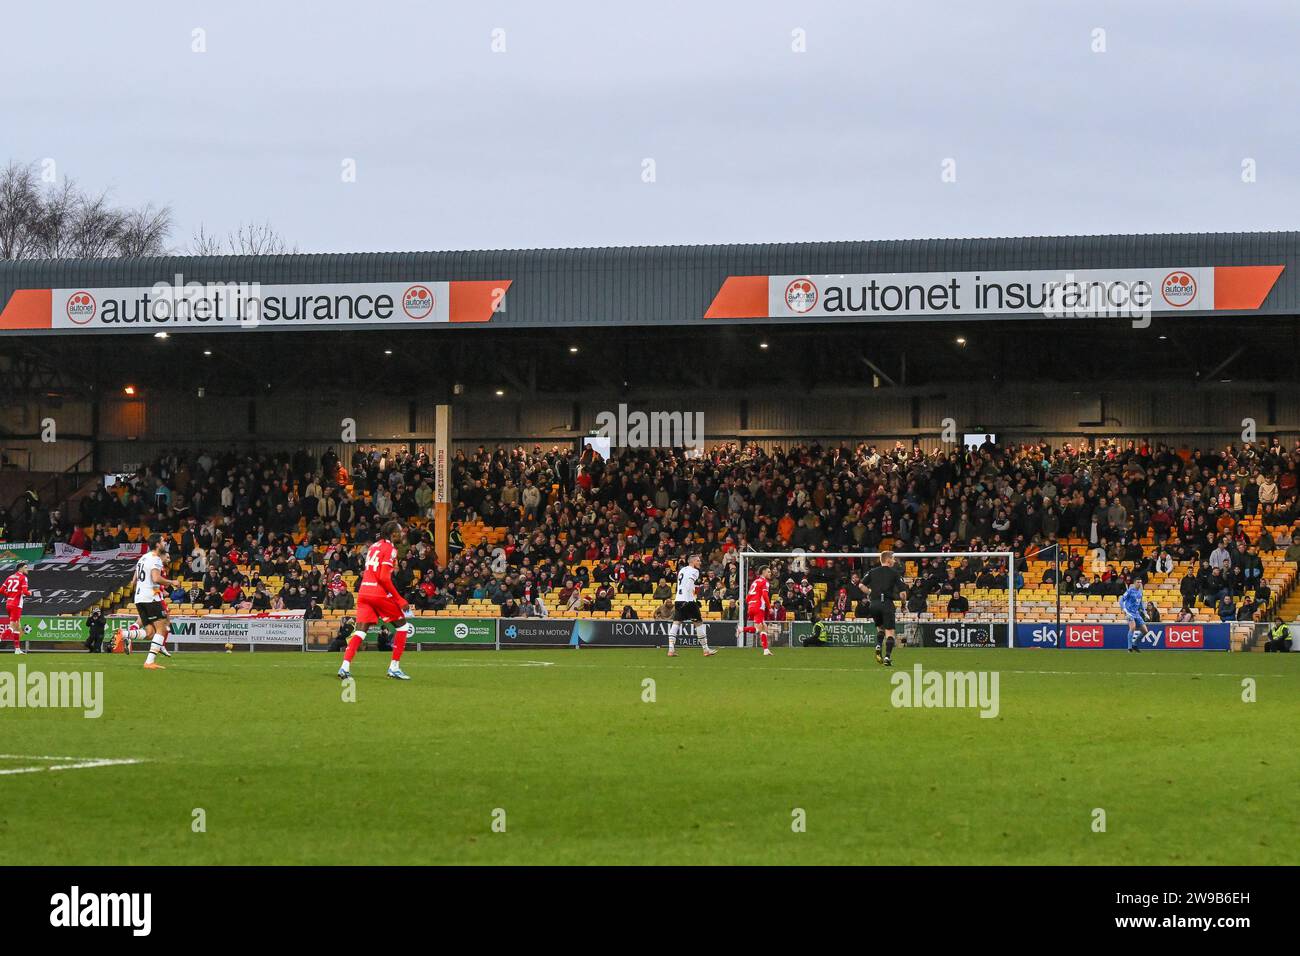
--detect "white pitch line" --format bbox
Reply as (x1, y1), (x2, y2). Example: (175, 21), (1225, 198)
(0, 754), (146, 777)
(429, 660), (555, 668)
(0, 753), (93, 761)
(50, 758), (146, 772)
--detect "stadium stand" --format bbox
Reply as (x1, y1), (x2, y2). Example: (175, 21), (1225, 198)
(3, 438), (1297, 650)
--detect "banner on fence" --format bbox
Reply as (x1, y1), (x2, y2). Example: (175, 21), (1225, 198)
(916, 621), (1009, 648)
(13, 614), (93, 642)
(791, 620), (879, 646)
(23, 558), (137, 615)
(165, 615), (305, 646)
(1013, 622), (1230, 651)
(363, 617), (494, 645)
(567, 619), (734, 647)
(51, 543), (146, 562)
(495, 618), (735, 648)
(0, 543), (44, 568)
(497, 619), (576, 647)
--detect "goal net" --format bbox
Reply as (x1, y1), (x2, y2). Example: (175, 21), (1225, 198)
(736, 551), (1017, 649)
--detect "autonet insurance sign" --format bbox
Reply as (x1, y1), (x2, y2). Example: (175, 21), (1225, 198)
(0, 277), (511, 334)
(705, 266), (1284, 321)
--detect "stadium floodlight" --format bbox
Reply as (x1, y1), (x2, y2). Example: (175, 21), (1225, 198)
(736, 550), (1016, 649)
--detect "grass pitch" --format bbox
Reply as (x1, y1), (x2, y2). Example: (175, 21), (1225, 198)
(0, 646), (1294, 865)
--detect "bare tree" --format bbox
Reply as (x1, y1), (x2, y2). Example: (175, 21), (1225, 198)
(186, 219), (297, 256)
(1, 161), (294, 259)
(0, 161), (41, 259)
(117, 205), (173, 258)
(186, 223), (226, 257)
(0, 160), (173, 259)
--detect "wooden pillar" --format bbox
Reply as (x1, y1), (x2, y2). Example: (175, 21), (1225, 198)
(434, 404), (451, 566)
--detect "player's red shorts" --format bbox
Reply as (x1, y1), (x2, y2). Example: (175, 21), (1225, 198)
(4, 601), (21, 635)
(746, 605), (767, 626)
(355, 592), (406, 626)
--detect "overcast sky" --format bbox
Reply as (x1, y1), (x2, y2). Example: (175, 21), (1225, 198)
(4, 0), (1298, 253)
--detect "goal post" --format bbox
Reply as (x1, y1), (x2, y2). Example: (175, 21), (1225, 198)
(736, 550), (1016, 649)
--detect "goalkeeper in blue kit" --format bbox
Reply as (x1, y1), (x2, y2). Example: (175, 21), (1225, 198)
(1119, 576), (1154, 652)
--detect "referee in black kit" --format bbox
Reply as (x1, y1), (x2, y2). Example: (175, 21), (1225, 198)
(862, 551), (907, 666)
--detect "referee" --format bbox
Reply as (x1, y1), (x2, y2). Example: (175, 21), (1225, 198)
(861, 551), (907, 666)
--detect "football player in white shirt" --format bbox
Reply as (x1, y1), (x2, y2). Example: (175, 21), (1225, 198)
(134, 534), (179, 670)
(667, 554), (716, 657)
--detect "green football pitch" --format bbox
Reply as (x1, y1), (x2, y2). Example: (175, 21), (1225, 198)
(0, 647), (1294, 865)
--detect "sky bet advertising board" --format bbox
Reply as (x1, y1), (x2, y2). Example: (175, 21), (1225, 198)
(1014, 622), (1230, 651)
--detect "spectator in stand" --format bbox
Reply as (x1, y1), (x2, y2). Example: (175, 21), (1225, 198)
(66, 438), (1296, 628)
(221, 580), (244, 606)
(251, 584), (271, 611)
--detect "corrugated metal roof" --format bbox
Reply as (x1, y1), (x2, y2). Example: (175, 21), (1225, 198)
(1, 231), (1296, 329)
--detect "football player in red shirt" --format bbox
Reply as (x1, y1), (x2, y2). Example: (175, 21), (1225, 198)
(1, 561), (32, 654)
(744, 565), (775, 657)
(338, 521), (415, 680)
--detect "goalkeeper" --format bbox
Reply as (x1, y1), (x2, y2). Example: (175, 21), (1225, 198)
(1120, 576), (1154, 653)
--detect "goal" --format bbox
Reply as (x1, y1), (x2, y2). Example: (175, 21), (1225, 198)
(736, 550), (1017, 649)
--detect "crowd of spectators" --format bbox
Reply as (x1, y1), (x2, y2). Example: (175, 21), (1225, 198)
(3, 435), (1300, 623)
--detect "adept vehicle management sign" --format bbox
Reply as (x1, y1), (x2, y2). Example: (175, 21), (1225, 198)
(166, 616), (304, 646)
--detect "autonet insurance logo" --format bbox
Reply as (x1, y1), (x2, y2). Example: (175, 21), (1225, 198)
(66, 291), (96, 324)
(50, 886), (151, 936)
(402, 284), (435, 319)
(1161, 271), (1198, 307)
(785, 278), (818, 313)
